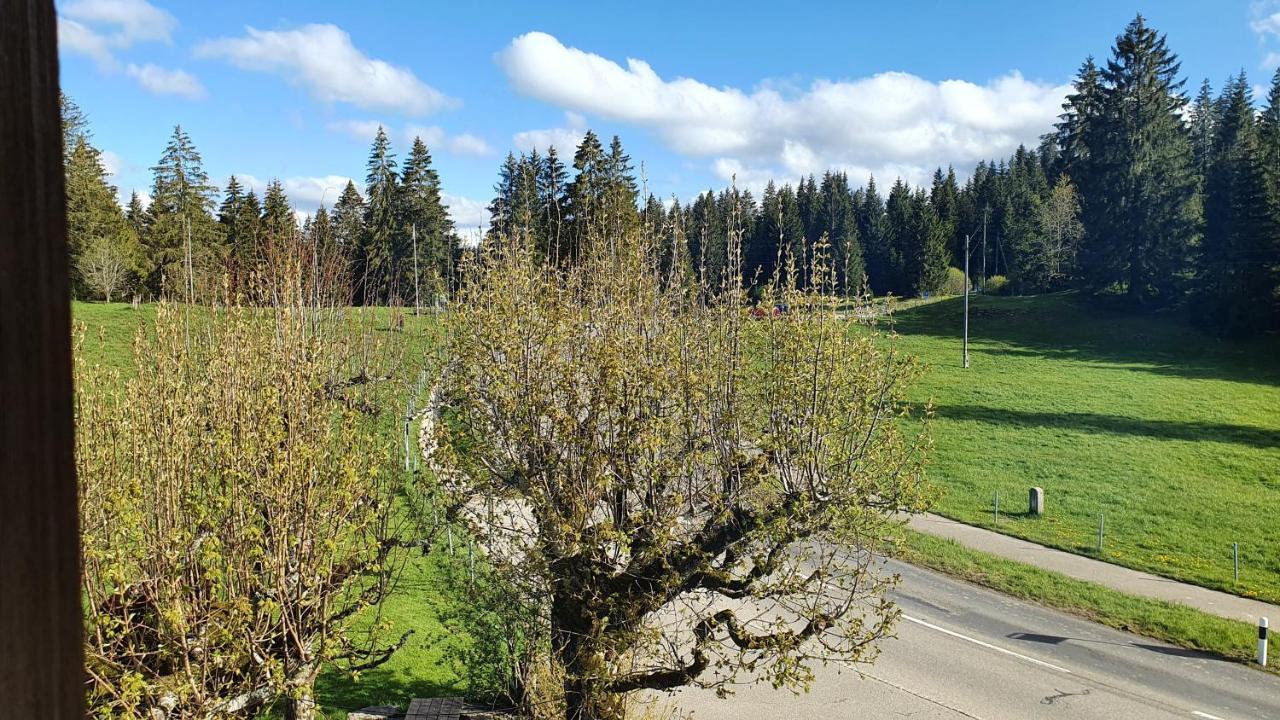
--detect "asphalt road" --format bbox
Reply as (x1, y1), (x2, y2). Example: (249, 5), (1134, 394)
(658, 560), (1280, 719)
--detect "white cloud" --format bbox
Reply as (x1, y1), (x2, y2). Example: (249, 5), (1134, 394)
(1265, 52), (1280, 71)
(62, 0), (176, 46)
(58, 17), (118, 69)
(196, 24), (457, 116)
(327, 119), (385, 141)
(497, 31), (1070, 188)
(442, 192), (488, 234)
(329, 120), (493, 155)
(57, 1), (201, 99)
(1253, 9), (1280, 38)
(126, 63), (205, 99)
(448, 133), (494, 156)
(238, 174), (354, 213)
(513, 110), (587, 154)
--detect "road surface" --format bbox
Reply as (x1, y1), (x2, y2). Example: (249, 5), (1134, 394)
(658, 560), (1280, 719)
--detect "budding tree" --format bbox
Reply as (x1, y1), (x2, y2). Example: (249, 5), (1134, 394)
(424, 223), (927, 720)
(77, 232), (416, 719)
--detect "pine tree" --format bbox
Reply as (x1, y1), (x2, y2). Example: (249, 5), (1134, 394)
(930, 167), (961, 265)
(1200, 74), (1277, 334)
(603, 135), (640, 238)
(333, 181), (366, 261)
(859, 176), (891, 295)
(565, 131), (607, 260)
(309, 205), (334, 250)
(261, 179), (296, 239)
(60, 92), (90, 159)
(818, 171), (863, 293)
(538, 146), (570, 263)
(902, 188), (948, 296)
(146, 125), (220, 297)
(1188, 79), (1218, 183)
(748, 181), (783, 287)
(126, 191), (149, 240)
(1260, 68), (1280, 216)
(361, 126), (401, 304)
(400, 136), (456, 305)
(1085, 16), (1199, 304)
(65, 134), (137, 298)
(487, 152), (520, 241)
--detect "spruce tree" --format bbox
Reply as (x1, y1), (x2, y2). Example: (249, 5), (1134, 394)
(565, 131), (607, 260)
(361, 126), (401, 304)
(1189, 79), (1218, 184)
(146, 125), (220, 297)
(818, 171), (864, 293)
(1087, 16), (1199, 304)
(65, 135), (138, 298)
(603, 135), (640, 237)
(333, 181), (366, 261)
(1200, 74), (1277, 333)
(858, 176), (891, 295)
(400, 136), (456, 304)
(487, 152), (520, 241)
(538, 146), (570, 263)
(261, 179), (296, 240)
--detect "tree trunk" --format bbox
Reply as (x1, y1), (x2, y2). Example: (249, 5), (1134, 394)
(552, 588), (625, 720)
(284, 679), (317, 720)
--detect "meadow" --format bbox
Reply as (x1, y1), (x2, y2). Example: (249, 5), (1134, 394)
(888, 292), (1280, 602)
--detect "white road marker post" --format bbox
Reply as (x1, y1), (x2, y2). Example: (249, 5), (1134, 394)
(1259, 617), (1269, 667)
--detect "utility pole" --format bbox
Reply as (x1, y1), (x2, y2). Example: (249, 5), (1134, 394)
(981, 206), (988, 292)
(964, 232), (970, 369)
(412, 223), (420, 316)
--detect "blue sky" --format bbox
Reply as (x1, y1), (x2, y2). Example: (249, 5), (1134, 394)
(58, 0), (1280, 237)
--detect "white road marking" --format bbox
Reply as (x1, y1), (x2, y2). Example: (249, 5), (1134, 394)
(1191, 712), (1226, 720)
(902, 614), (1073, 674)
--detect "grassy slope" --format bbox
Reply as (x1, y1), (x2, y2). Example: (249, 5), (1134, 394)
(888, 293), (1280, 602)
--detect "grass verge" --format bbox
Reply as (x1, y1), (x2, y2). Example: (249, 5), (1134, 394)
(894, 529), (1276, 672)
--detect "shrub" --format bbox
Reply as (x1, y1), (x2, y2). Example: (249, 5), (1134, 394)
(941, 267), (968, 295)
(77, 234), (415, 719)
(985, 275), (1010, 295)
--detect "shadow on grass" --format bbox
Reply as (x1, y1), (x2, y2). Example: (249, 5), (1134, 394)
(316, 666), (460, 716)
(888, 293), (1280, 386)
(932, 404), (1280, 449)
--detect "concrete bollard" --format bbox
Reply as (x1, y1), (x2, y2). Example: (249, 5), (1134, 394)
(1260, 617), (1270, 667)
(1029, 487), (1044, 516)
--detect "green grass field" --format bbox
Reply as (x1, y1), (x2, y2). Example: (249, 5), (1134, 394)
(888, 292), (1280, 603)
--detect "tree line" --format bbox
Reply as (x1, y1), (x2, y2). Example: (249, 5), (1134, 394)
(63, 101), (460, 307)
(488, 15), (1280, 335)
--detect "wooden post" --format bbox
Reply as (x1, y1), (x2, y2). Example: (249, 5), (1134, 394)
(0, 1), (85, 717)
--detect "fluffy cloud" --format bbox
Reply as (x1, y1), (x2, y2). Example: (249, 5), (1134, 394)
(497, 32), (1070, 187)
(62, 0), (176, 46)
(329, 120), (493, 156)
(57, 0), (201, 99)
(238, 174), (354, 213)
(1253, 9), (1280, 38)
(1253, 2), (1280, 69)
(127, 63), (206, 99)
(512, 111), (586, 154)
(443, 192), (488, 229)
(58, 17), (118, 69)
(197, 24), (457, 116)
